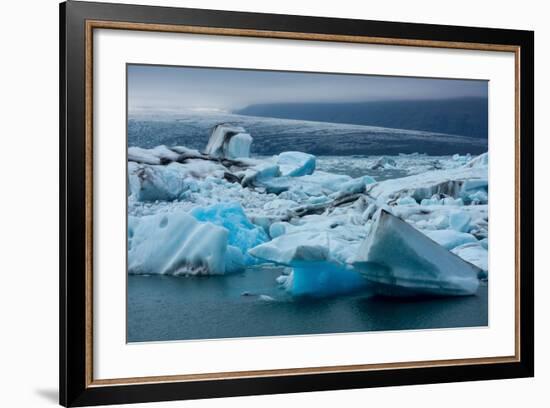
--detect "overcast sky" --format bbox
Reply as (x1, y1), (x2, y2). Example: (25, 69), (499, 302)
(128, 64), (488, 112)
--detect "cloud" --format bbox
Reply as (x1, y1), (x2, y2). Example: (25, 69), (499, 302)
(128, 64), (488, 112)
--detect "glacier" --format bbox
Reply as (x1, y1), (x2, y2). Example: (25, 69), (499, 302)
(127, 124), (489, 299)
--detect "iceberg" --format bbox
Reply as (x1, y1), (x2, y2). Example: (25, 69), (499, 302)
(451, 242), (488, 279)
(225, 132), (253, 159)
(127, 161), (226, 202)
(128, 162), (191, 202)
(250, 230), (369, 297)
(191, 202), (268, 265)
(423, 229), (478, 250)
(464, 152), (488, 168)
(276, 151), (316, 177)
(128, 211), (231, 275)
(204, 124), (252, 159)
(354, 210), (481, 296)
(367, 165), (488, 204)
(249, 231), (331, 264)
(370, 156), (397, 170)
(281, 261), (369, 298)
(449, 211), (471, 233)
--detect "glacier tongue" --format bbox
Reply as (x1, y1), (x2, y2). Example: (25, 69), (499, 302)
(354, 210), (481, 296)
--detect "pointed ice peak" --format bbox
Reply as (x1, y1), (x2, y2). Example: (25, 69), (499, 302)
(354, 210), (481, 296)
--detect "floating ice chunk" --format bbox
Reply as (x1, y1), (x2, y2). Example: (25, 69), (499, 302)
(191, 203), (268, 265)
(307, 195), (331, 205)
(128, 212), (230, 275)
(442, 197), (464, 206)
(396, 196), (417, 206)
(204, 124), (248, 158)
(354, 210), (481, 296)
(259, 294), (276, 301)
(225, 132), (252, 159)
(276, 274), (289, 285)
(451, 243), (488, 279)
(330, 176), (374, 199)
(127, 160), (227, 202)
(276, 151), (316, 177)
(257, 170), (354, 196)
(449, 211), (471, 232)
(128, 145), (181, 165)
(370, 156), (397, 170)
(170, 145), (202, 156)
(452, 153), (472, 163)
(423, 229), (477, 250)
(127, 162), (191, 202)
(240, 163), (281, 188)
(283, 261), (369, 298)
(368, 165), (488, 203)
(464, 152), (488, 168)
(249, 231), (331, 265)
(420, 195), (441, 206)
(467, 190), (488, 205)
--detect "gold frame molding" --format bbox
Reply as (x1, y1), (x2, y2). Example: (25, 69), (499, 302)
(84, 20), (521, 388)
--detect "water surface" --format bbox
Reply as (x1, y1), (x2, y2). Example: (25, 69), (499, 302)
(128, 267), (488, 342)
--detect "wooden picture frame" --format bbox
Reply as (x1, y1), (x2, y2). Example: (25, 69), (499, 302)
(60, 1), (534, 406)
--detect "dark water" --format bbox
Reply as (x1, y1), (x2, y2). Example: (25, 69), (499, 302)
(127, 267), (488, 343)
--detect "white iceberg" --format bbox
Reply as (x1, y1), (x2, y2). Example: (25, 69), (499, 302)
(249, 231), (331, 264)
(276, 151), (316, 177)
(128, 211), (231, 275)
(354, 210), (481, 296)
(127, 160), (225, 202)
(367, 165), (488, 204)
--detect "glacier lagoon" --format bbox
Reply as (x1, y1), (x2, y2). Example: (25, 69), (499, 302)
(127, 113), (489, 342)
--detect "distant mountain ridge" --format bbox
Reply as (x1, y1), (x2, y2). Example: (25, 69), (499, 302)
(236, 97), (488, 139)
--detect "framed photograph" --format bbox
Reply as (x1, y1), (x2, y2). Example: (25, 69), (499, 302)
(60, 1), (534, 406)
